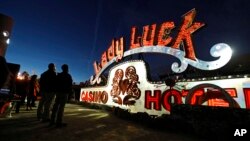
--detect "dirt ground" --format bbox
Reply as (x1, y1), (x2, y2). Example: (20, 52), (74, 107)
(0, 103), (205, 141)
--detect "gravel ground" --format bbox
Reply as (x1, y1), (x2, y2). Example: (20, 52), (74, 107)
(0, 103), (204, 141)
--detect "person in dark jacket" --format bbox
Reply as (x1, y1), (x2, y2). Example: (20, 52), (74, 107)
(37, 63), (57, 121)
(50, 64), (72, 127)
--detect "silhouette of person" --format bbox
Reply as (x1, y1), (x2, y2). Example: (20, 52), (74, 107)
(31, 76), (39, 107)
(50, 64), (72, 127)
(26, 75), (39, 110)
(20, 71), (29, 104)
(37, 63), (57, 121)
(15, 71), (29, 113)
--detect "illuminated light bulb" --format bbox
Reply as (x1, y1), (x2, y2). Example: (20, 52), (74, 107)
(3, 31), (9, 37)
(215, 45), (221, 50)
(6, 38), (10, 44)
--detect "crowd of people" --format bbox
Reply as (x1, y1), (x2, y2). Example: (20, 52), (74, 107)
(15, 63), (73, 128)
(1, 54), (74, 128)
(15, 71), (35, 112)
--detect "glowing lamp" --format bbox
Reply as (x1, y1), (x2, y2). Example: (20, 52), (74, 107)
(6, 38), (10, 44)
(3, 31), (9, 37)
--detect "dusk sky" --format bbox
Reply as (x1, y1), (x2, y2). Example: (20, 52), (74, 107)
(1, 0), (250, 83)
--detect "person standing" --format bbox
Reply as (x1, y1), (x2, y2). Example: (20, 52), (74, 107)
(50, 64), (72, 127)
(15, 71), (29, 113)
(26, 75), (39, 110)
(20, 71), (29, 105)
(37, 63), (57, 121)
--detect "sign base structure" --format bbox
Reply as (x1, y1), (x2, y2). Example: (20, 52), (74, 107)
(80, 60), (250, 117)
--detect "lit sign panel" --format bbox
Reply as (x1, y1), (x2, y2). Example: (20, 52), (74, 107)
(81, 60), (250, 116)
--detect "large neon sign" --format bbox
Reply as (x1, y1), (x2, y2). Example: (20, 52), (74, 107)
(80, 9), (246, 117)
(90, 9), (232, 85)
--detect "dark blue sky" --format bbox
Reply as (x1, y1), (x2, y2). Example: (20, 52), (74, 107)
(1, 0), (250, 83)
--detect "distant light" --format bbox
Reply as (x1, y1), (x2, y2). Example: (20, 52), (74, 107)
(3, 31), (9, 37)
(17, 72), (24, 80)
(6, 38), (10, 44)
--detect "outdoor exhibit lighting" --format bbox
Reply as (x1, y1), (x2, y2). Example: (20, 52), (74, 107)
(3, 31), (9, 37)
(0, 13), (13, 57)
(2, 31), (10, 45)
(6, 38), (10, 44)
